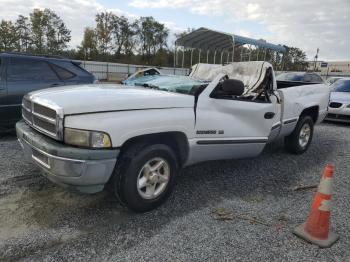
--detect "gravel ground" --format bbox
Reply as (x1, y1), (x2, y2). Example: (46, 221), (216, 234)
(0, 122), (349, 262)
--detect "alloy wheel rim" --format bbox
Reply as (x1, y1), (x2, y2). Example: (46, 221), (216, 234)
(299, 123), (311, 148)
(137, 157), (170, 200)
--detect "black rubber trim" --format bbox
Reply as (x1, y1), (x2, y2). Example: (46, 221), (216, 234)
(65, 107), (189, 116)
(196, 139), (268, 145)
(283, 118), (298, 124)
(271, 124), (281, 130)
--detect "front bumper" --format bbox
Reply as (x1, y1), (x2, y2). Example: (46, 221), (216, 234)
(325, 107), (350, 123)
(16, 121), (119, 193)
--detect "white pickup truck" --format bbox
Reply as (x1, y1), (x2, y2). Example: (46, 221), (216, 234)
(16, 62), (330, 212)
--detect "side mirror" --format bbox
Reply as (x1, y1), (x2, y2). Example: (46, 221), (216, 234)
(222, 79), (245, 96)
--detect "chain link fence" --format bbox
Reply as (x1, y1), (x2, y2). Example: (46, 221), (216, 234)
(77, 60), (190, 81)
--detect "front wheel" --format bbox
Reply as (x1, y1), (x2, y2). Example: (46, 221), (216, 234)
(112, 143), (178, 212)
(284, 115), (314, 154)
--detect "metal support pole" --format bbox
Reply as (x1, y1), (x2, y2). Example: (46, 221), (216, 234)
(256, 49), (260, 61)
(206, 50), (209, 64)
(248, 45), (252, 61)
(227, 51), (230, 64)
(240, 47), (243, 62)
(264, 49), (267, 61)
(220, 51), (224, 65)
(173, 44), (177, 69)
(198, 49), (201, 64)
(232, 44), (235, 62)
(213, 50), (217, 64)
(182, 48), (185, 68)
(176, 47), (179, 68)
(190, 49), (194, 66)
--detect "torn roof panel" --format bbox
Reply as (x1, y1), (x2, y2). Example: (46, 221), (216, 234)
(176, 27), (286, 53)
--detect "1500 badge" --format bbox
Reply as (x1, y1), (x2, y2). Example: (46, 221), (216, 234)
(196, 130), (224, 135)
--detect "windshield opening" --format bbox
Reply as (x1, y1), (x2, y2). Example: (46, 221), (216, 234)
(123, 74), (209, 95)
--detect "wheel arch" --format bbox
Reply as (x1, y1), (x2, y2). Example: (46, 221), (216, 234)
(119, 131), (190, 167)
(300, 105), (319, 123)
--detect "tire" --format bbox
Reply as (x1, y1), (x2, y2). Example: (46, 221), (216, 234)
(284, 115), (314, 154)
(112, 143), (178, 212)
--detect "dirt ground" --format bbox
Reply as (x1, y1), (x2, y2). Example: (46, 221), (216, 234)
(0, 122), (349, 261)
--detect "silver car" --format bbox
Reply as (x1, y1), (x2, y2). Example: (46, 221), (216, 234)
(325, 76), (344, 86)
(326, 78), (350, 123)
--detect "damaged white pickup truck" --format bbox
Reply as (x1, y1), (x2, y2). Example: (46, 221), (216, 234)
(16, 62), (330, 212)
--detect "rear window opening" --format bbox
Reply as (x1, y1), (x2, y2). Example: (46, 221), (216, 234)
(50, 64), (75, 80)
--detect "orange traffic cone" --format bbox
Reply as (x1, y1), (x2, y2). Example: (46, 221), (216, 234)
(293, 164), (339, 248)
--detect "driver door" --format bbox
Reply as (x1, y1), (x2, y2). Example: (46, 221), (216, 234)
(189, 77), (278, 164)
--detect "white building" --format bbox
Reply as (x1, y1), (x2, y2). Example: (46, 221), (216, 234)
(308, 61), (350, 77)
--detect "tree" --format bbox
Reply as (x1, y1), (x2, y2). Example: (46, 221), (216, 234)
(30, 9), (47, 53)
(79, 27), (98, 60)
(136, 16), (169, 64)
(111, 15), (137, 56)
(0, 20), (18, 52)
(29, 8), (71, 54)
(15, 15), (31, 52)
(283, 46), (308, 71)
(45, 9), (71, 53)
(95, 12), (114, 55)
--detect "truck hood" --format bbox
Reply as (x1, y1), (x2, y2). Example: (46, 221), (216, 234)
(28, 84), (194, 115)
(330, 92), (350, 103)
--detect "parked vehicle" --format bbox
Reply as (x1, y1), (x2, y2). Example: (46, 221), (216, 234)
(0, 52), (95, 128)
(276, 72), (324, 88)
(325, 76), (344, 86)
(16, 62), (330, 212)
(325, 78), (350, 123)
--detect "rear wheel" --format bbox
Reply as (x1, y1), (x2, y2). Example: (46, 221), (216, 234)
(112, 143), (178, 212)
(284, 115), (314, 154)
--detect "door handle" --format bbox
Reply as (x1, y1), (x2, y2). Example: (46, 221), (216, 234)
(264, 112), (275, 119)
(50, 83), (60, 87)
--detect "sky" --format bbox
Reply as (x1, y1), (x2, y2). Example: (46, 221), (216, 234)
(0, 0), (349, 61)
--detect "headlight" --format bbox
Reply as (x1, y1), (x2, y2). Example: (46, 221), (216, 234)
(64, 128), (112, 148)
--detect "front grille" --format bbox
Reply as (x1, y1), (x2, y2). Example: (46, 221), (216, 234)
(33, 103), (56, 119)
(33, 116), (57, 134)
(22, 108), (32, 124)
(22, 97), (60, 139)
(329, 102), (342, 108)
(22, 98), (32, 111)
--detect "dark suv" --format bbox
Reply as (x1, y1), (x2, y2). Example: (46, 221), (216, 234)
(0, 52), (95, 128)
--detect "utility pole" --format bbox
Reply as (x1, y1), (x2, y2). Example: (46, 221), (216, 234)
(313, 48), (319, 71)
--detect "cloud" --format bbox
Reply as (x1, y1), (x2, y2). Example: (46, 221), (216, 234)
(0, 0), (139, 47)
(129, 0), (350, 60)
(0, 0), (102, 46)
(1, 0), (348, 60)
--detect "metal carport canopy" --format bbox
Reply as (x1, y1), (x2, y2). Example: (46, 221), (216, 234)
(175, 27), (286, 53)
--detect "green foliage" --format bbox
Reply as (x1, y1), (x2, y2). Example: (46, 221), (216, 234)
(0, 20), (17, 51)
(282, 46), (308, 71)
(78, 27), (98, 60)
(95, 12), (114, 54)
(15, 15), (31, 52)
(135, 16), (169, 64)
(0, 9), (70, 54)
(0, 9), (308, 69)
(30, 9), (71, 54)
